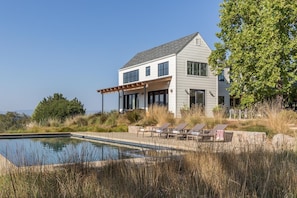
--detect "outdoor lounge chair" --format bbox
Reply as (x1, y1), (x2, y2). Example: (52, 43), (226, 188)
(137, 126), (156, 137)
(167, 123), (188, 139)
(185, 123), (206, 140)
(151, 123), (171, 137)
(199, 124), (228, 141)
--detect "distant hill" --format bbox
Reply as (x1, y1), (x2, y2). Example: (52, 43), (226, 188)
(0, 110), (100, 116)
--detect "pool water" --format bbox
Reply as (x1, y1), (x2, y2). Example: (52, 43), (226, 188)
(0, 137), (144, 167)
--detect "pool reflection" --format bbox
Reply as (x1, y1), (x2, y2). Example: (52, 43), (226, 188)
(0, 137), (144, 167)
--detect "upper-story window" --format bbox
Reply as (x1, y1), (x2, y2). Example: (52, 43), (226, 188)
(145, 66), (150, 76)
(158, 62), (169, 77)
(218, 70), (224, 81)
(123, 69), (139, 84)
(187, 61), (207, 76)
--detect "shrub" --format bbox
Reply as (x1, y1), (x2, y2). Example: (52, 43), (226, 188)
(0, 112), (30, 132)
(110, 125), (128, 132)
(124, 109), (145, 124)
(104, 111), (119, 127)
(32, 93), (85, 124)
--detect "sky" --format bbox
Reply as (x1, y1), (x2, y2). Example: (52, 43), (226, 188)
(0, 0), (222, 114)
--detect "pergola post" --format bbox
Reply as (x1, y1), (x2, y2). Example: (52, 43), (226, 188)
(122, 90), (125, 112)
(101, 93), (104, 114)
(118, 91), (120, 113)
(143, 84), (146, 111)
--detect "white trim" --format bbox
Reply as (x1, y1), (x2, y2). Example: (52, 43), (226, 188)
(119, 54), (176, 72)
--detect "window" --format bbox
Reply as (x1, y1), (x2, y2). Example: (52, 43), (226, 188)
(123, 70), (139, 84)
(158, 62), (169, 77)
(230, 97), (240, 107)
(196, 38), (201, 46)
(145, 66), (150, 76)
(148, 90), (168, 106)
(218, 70), (224, 81)
(124, 94), (138, 109)
(218, 96), (225, 105)
(187, 61), (207, 76)
(190, 89), (205, 108)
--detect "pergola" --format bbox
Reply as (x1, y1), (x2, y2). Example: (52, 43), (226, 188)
(97, 76), (172, 113)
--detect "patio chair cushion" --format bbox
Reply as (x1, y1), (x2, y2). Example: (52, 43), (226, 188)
(156, 129), (163, 133)
(172, 130), (180, 134)
(189, 131), (200, 136)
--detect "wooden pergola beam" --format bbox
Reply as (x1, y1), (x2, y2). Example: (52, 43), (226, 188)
(97, 76), (171, 94)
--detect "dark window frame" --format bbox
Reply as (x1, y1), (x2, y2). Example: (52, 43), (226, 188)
(187, 61), (207, 76)
(158, 62), (169, 77)
(145, 66), (150, 76)
(218, 96), (225, 105)
(148, 89), (168, 106)
(123, 70), (139, 84)
(123, 93), (138, 110)
(189, 89), (205, 108)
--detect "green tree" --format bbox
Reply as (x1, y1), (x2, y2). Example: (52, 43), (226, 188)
(209, 0), (297, 106)
(0, 112), (30, 132)
(32, 93), (85, 123)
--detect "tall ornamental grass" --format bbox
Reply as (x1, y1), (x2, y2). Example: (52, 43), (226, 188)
(140, 105), (175, 126)
(257, 100), (297, 136)
(1, 149), (297, 197)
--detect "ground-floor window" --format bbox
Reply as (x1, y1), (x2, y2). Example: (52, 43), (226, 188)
(190, 89), (205, 108)
(218, 96), (225, 105)
(148, 89), (168, 106)
(230, 97), (240, 107)
(124, 94), (138, 109)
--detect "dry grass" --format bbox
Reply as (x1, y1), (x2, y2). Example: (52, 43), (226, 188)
(143, 105), (175, 126)
(180, 105), (228, 129)
(64, 115), (89, 127)
(256, 100), (297, 135)
(16, 100), (297, 136)
(181, 105), (205, 127)
(213, 106), (228, 124)
(24, 113), (129, 133)
(1, 149), (297, 197)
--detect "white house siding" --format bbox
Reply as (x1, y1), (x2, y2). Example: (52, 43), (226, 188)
(118, 55), (176, 112)
(175, 34), (217, 117)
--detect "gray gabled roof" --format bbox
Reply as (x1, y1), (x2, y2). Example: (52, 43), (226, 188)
(121, 32), (198, 69)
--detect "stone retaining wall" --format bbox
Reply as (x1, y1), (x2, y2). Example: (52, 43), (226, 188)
(128, 126), (142, 134)
(230, 130), (266, 145)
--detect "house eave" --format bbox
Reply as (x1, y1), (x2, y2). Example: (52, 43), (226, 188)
(97, 76), (172, 94)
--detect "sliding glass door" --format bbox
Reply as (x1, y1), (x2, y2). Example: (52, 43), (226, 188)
(148, 89), (168, 106)
(190, 89), (205, 108)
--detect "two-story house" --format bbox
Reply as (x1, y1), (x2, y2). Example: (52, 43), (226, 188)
(97, 32), (230, 117)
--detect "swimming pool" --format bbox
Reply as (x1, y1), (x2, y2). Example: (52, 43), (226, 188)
(0, 137), (144, 167)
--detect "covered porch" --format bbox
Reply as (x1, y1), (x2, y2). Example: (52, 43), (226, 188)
(97, 76), (172, 113)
